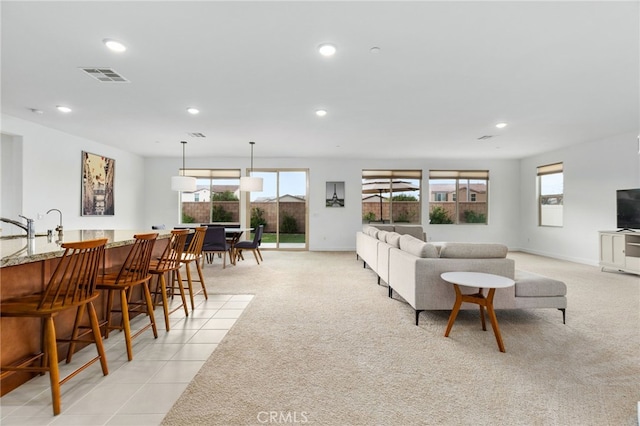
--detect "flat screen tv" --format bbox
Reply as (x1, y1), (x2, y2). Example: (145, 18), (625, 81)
(617, 188), (640, 230)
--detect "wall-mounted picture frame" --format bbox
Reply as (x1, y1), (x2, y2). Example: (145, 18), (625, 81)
(326, 181), (345, 207)
(82, 151), (115, 216)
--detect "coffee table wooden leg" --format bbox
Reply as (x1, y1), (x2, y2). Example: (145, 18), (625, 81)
(477, 288), (487, 331)
(485, 288), (506, 352)
(444, 284), (463, 337)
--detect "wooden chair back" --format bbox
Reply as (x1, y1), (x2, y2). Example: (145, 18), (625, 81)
(114, 233), (158, 285)
(154, 229), (189, 272)
(38, 238), (107, 311)
(184, 227), (206, 258)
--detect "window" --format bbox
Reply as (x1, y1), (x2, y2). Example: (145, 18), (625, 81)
(434, 192), (447, 202)
(537, 162), (563, 227)
(428, 170), (489, 224)
(179, 169), (241, 224)
(362, 170), (422, 224)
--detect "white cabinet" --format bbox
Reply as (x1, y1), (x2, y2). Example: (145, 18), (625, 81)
(599, 231), (640, 275)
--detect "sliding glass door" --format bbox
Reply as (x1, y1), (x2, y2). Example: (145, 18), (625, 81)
(247, 169), (308, 250)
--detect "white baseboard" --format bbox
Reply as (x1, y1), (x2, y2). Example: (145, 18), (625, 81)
(510, 248), (599, 267)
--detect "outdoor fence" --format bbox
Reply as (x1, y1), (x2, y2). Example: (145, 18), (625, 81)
(429, 201), (488, 223)
(362, 201), (421, 223)
(181, 201), (306, 234)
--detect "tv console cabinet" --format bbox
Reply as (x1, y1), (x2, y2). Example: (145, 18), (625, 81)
(599, 231), (640, 275)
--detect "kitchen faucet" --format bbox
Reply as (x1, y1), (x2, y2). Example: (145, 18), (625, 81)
(47, 209), (63, 236)
(0, 216), (35, 238)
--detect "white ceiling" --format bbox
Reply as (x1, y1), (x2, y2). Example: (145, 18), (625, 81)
(1, 1), (638, 160)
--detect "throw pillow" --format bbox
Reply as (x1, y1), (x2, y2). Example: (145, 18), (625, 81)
(399, 234), (439, 258)
(386, 232), (401, 248)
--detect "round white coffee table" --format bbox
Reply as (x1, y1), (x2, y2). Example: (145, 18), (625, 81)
(441, 272), (515, 352)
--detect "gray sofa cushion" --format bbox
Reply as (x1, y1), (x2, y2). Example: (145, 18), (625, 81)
(439, 243), (507, 259)
(386, 232), (402, 248)
(367, 227), (379, 238)
(515, 270), (567, 297)
(399, 234), (439, 258)
(394, 225), (425, 241)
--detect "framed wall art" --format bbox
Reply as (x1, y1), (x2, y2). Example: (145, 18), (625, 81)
(325, 181), (345, 207)
(82, 151), (115, 216)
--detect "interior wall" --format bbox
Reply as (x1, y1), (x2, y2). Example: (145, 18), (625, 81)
(143, 155), (522, 251)
(1, 114), (146, 233)
(518, 132), (640, 265)
(5, 112), (635, 265)
(1, 133), (23, 231)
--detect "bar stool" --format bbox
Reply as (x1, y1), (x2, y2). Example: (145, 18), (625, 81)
(77, 233), (159, 361)
(178, 226), (208, 310)
(0, 238), (108, 416)
(148, 229), (189, 331)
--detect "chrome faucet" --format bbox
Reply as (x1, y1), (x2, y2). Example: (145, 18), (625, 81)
(47, 208), (63, 235)
(1, 216), (35, 238)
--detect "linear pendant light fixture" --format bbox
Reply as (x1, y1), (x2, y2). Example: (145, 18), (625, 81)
(239, 141), (263, 192)
(171, 141), (197, 192)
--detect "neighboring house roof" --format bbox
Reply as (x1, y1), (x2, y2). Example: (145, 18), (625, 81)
(253, 194), (306, 202)
(212, 185), (239, 193)
(195, 185), (239, 193)
(429, 184), (487, 194)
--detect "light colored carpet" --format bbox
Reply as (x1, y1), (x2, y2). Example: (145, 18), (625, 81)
(162, 251), (639, 426)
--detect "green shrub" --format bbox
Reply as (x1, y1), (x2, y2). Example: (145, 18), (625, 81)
(362, 212), (376, 222)
(211, 205), (232, 222)
(281, 213), (298, 234)
(463, 210), (486, 223)
(251, 207), (268, 229)
(182, 213), (196, 223)
(429, 206), (453, 224)
(211, 191), (238, 201)
(392, 194), (417, 201)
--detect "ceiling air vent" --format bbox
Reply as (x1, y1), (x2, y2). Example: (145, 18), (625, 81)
(187, 133), (206, 138)
(80, 68), (129, 83)
(477, 135), (494, 140)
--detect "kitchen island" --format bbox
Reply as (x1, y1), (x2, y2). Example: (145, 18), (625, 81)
(0, 229), (172, 395)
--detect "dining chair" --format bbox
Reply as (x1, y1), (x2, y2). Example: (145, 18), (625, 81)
(202, 226), (232, 268)
(178, 226), (208, 310)
(0, 238), (108, 415)
(84, 233), (159, 361)
(148, 229), (190, 331)
(235, 225), (264, 265)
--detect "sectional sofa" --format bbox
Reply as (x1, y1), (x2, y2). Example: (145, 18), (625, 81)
(356, 225), (567, 325)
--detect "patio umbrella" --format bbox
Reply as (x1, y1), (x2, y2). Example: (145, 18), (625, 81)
(362, 179), (419, 222)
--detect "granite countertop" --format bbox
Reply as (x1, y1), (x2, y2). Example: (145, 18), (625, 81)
(1, 229), (172, 268)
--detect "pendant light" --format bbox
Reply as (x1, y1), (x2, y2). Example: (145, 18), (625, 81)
(171, 141), (197, 192)
(239, 141), (263, 192)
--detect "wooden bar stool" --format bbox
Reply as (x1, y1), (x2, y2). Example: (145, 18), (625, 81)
(148, 229), (189, 331)
(70, 233), (159, 362)
(178, 226), (208, 310)
(0, 238), (108, 416)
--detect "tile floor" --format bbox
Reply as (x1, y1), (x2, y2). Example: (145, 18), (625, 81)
(0, 293), (253, 425)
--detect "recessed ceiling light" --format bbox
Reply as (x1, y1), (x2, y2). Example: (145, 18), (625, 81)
(370, 47), (381, 54)
(316, 109), (327, 117)
(186, 107), (200, 115)
(56, 105), (72, 113)
(28, 108), (43, 114)
(496, 122), (508, 129)
(318, 43), (337, 57)
(103, 38), (127, 52)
